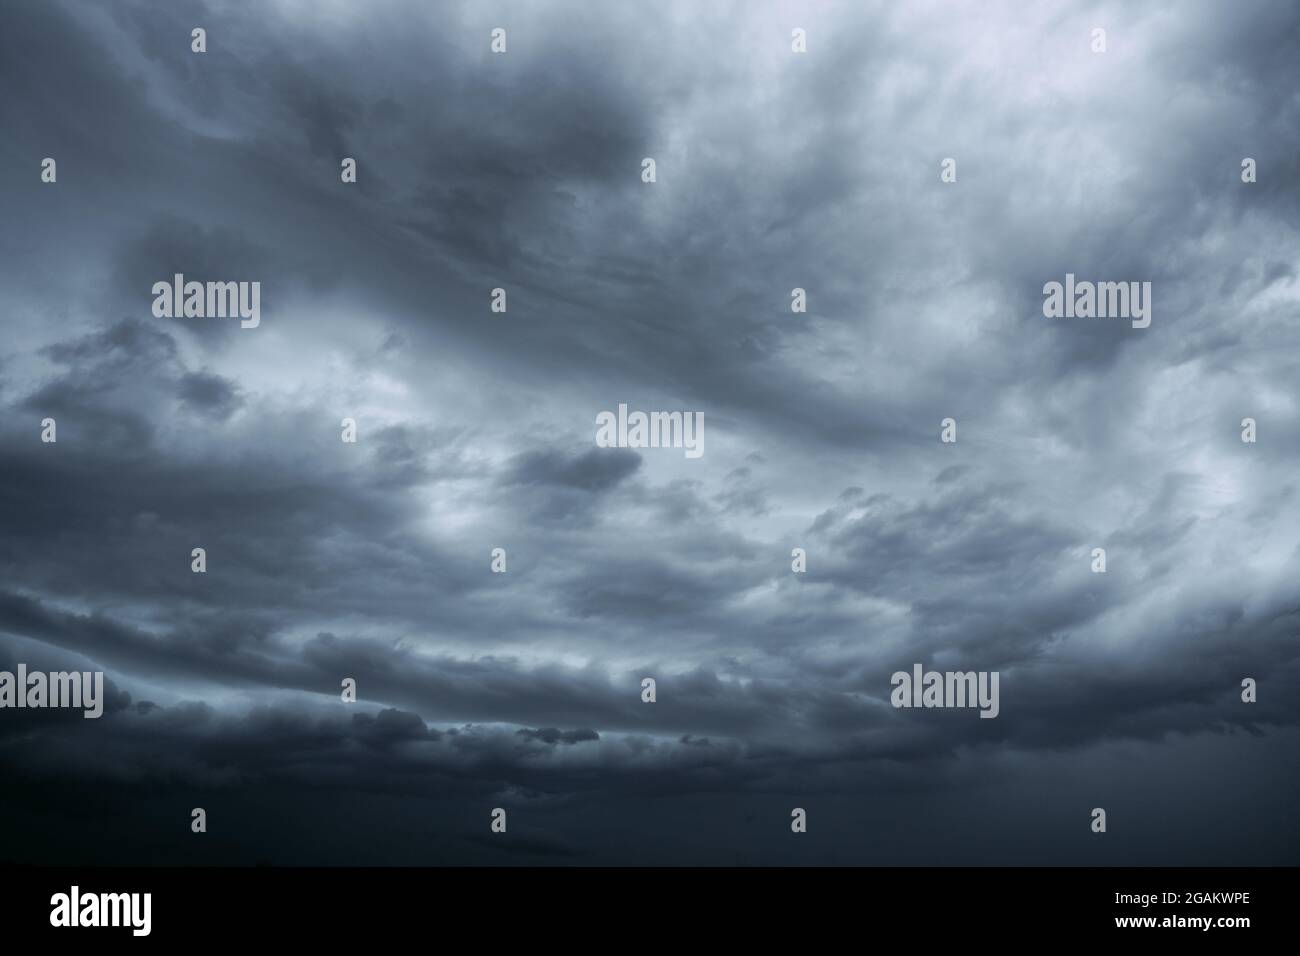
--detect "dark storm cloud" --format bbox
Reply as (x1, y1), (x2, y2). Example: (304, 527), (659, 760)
(504, 447), (641, 493)
(516, 727), (600, 745)
(178, 369), (243, 418)
(1, 0), (1299, 865)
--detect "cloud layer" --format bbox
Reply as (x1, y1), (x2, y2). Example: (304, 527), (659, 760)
(1, 0), (1298, 864)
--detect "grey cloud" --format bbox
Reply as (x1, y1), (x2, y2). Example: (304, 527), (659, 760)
(1, 0), (1298, 866)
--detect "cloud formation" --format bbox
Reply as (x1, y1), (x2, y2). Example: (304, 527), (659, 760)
(1, 0), (1298, 864)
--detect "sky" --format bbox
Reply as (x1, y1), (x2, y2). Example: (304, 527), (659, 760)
(1, 0), (1298, 866)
